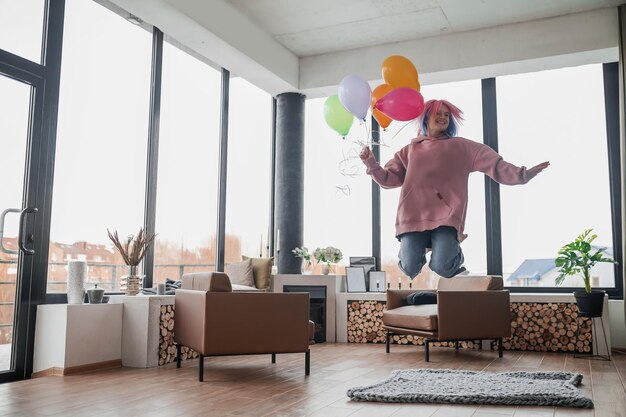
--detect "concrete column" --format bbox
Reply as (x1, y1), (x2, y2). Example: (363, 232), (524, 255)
(275, 92), (306, 273)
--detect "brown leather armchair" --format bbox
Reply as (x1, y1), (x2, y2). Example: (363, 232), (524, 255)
(383, 276), (511, 361)
(174, 272), (314, 381)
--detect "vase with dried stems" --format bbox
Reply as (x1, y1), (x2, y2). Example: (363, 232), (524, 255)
(107, 228), (156, 296)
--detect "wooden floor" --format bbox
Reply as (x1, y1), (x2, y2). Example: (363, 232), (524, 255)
(2, 343), (626, 416)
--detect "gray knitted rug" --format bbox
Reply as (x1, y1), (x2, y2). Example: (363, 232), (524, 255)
(347, 369), (593, 408)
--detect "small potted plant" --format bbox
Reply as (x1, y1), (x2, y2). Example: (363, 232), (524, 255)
(292, 246), (313, 274)
(313, 246), (343, 275)
(108, 227), (156, 295)
(554, 229), (615, 317)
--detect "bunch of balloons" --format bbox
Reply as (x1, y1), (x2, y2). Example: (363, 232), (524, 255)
(324, 55), (424, 136)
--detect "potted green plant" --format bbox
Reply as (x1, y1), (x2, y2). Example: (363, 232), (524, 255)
(554, 229), (615, 317)
(292, 246), (313, 274)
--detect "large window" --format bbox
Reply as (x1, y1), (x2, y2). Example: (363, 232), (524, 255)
(497, 64), (615, 289)
(379, 80), (485, 289)
(224, 77), (272, 264)
(47, 0), (152, 292)
(0, 0), (44, 63)
(153, 42), (222, 284)
(304, 97), (371, 274)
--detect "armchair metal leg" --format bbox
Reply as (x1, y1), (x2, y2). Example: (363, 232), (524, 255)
(386, 332), (391, 353)
(198, 354), (204, 382)
(425, 340), (430, 362)
(176, 343), (181, 369)
(498, 338), (503, 358)
(271, 353), (276, 363)
(305, 349), (310, 376)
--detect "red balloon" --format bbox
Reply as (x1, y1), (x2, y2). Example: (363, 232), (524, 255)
(375, 88), (424, 122)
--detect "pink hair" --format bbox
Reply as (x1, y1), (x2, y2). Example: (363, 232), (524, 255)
(418, 99), (464, 137)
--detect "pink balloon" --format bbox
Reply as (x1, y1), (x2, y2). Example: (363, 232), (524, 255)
(375, 88), (424, 121)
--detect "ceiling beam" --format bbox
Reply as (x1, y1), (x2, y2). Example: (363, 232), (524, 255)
(300, 7), (619, 98)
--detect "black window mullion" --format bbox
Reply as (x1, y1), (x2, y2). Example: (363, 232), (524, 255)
(371, 116), (381, 271)
(142, 27), (163, 289)
(603, 62), (623, 299)
(216, 68), (230, 271)
(481, 78), (503, 276)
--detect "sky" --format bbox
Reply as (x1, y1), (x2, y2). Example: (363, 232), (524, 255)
(0, 0), (617, 287)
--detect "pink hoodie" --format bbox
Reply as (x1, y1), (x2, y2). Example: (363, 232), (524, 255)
(363, 136), (538, 241)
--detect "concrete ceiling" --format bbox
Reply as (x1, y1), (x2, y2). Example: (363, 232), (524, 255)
(106, 0), (621, 97)
(225, 0), (623, 57)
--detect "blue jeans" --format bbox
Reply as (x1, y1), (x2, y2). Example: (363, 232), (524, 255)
(398, 226), (465, 279)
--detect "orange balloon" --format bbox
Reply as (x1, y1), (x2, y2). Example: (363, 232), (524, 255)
(381, 55), (420, 91)
(370, 84), (393, 129)
(373, 108), (392, 129)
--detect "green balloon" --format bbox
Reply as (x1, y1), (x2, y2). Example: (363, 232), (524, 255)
(324, 94), (353, 137)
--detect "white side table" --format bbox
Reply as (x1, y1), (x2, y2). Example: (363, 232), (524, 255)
(33, 303), (123, 376)
(109, 295), (175, 367)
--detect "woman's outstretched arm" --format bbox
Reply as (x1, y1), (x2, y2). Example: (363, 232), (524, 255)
(360, 146), (406, 188)
(471, 143), (549, 185)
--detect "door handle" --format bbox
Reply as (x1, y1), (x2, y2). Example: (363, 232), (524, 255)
(18, 207), (37, 255)
(0, 208), (21, 255)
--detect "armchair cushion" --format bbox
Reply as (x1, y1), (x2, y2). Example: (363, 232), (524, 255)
(382, 304), (438, 331)
(242, 256), (274, 289)
(224, 259), (255, 287)
(231, 284), (265, 292)
(405, 291), (437, 305)
(181, 272), (232, 292)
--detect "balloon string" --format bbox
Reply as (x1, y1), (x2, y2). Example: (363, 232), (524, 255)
(389, 120), (416, 142)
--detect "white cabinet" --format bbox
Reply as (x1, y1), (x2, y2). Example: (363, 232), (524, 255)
(33, 303), (123, 375)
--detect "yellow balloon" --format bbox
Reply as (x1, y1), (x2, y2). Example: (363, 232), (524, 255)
(381, 55), (420, 91)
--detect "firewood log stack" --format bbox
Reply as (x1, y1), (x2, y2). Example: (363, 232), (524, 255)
(159, 305), (198, 365)
(505, 302), (591, 353)
(347, 300), (592, 353)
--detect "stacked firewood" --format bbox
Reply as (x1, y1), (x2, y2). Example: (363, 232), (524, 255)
(346, 300), (478, 348)
(346, 300), (592, 353)
(158, 305), (198, 365)
(348, 301), (386, 343)
(504, 302), (592, 353)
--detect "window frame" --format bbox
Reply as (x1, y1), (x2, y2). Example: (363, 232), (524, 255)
(41, 2), (622, 299)
(482, 63), (622, 299)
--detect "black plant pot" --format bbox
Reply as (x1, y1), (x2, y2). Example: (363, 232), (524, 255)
(573, 289), (606, 318)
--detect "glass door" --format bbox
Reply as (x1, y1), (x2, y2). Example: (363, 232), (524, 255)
(0, 69), (41, 381)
